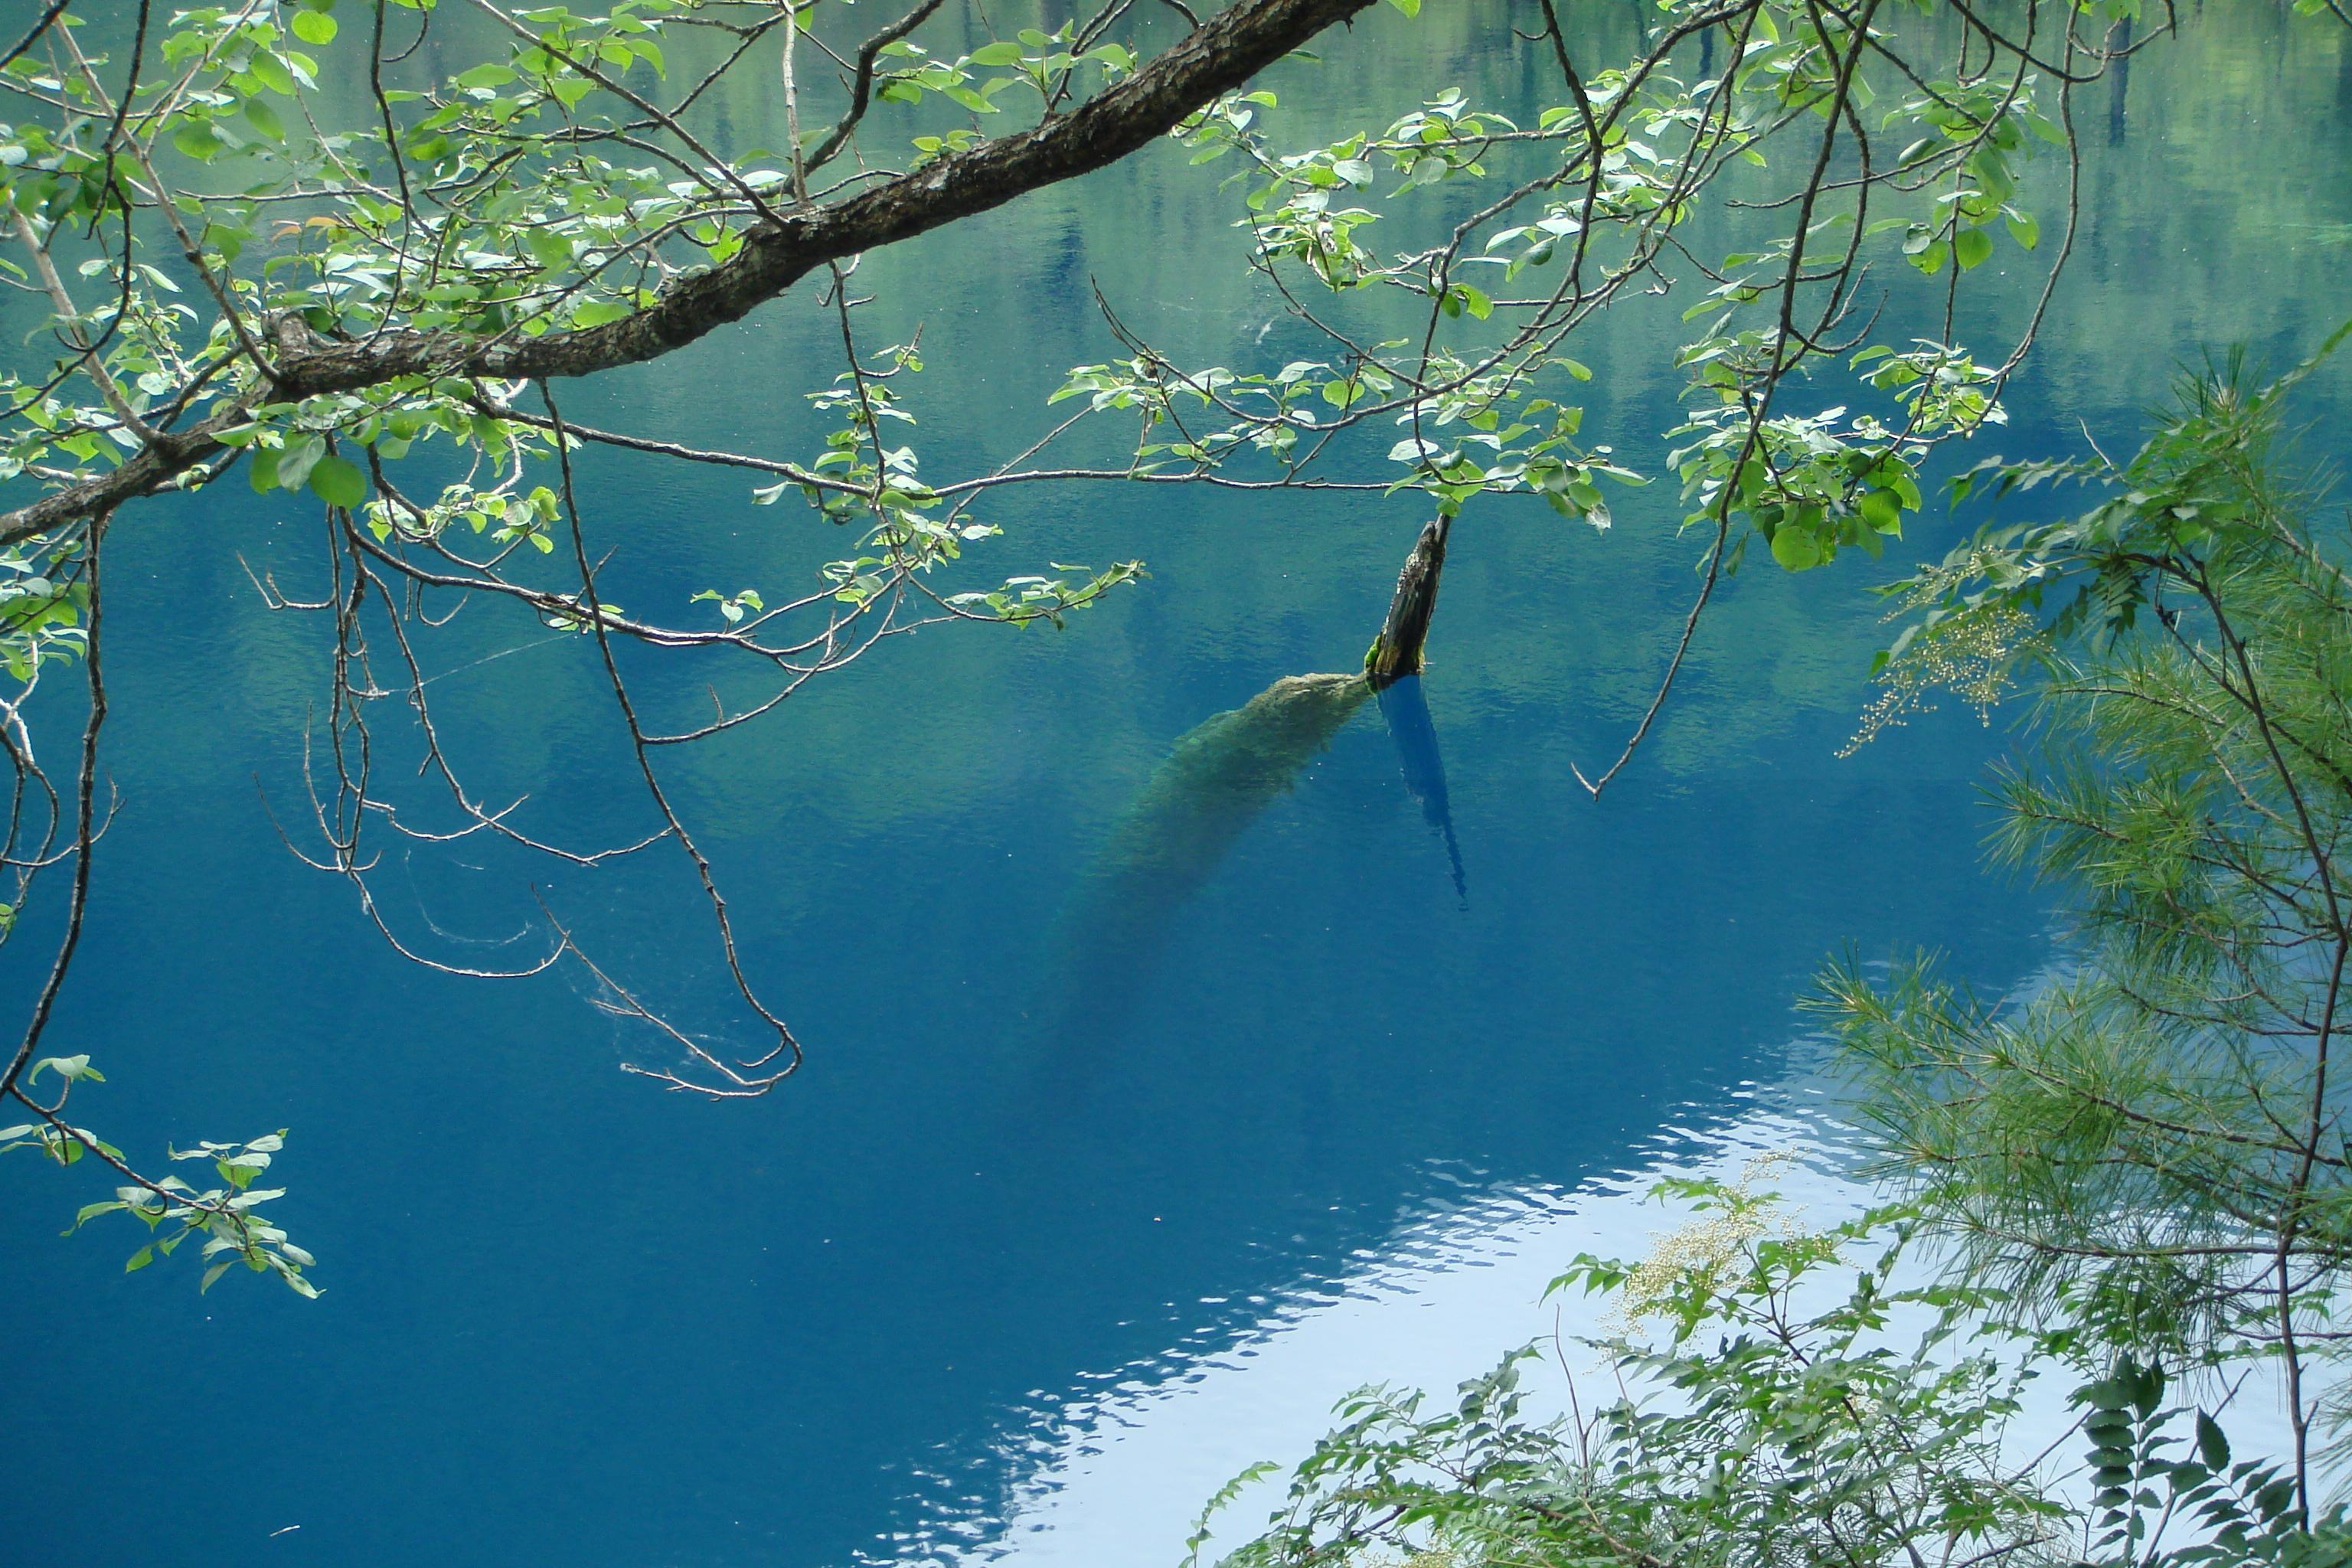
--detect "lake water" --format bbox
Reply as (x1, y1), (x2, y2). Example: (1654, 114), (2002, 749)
(5, 6), (2350, 1565)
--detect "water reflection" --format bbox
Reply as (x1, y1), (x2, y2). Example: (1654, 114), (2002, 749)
(1374, 677), (1468, 908)
(891, 1092), (1857, 1566)
(893, 1081), (2308, 1568)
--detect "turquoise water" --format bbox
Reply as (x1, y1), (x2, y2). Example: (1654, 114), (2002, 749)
(5, 7), (2350, 1564)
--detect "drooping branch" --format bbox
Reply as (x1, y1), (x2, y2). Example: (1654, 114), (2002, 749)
(0, 520), (104, 1106)
(0, 0), (1376, 547)
(803, 0), (952, 176)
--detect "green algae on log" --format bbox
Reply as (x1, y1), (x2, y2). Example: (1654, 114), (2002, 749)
(1080, 672), (1373, 891)
(1036, 517), (1462, 1048)
(1033, 672), (1374, 1049)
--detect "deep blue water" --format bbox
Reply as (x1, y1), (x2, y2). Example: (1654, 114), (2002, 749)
(5, 7), (2350, 1566)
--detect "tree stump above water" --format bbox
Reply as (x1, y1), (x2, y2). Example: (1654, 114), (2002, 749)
(1364, 518), (1451, 686)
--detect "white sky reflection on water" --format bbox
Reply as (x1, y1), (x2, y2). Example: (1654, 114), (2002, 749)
(883, 1095), (1842, 1564)
(883, 1086), (2312, 1568)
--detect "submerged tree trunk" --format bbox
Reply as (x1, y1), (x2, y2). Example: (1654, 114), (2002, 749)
(1030, 671), (1374, 1059)
(1363, 518), (1452, 686)
(1033, 521), (1472, 1061)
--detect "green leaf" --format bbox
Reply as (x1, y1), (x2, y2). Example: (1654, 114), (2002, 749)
(201, 1259), (233, 1292)
(125, 1244), (154, 1272)
(1770, 524), (1824, 570)
(570, 299), (634, 327)
(1859, 488), (1903, 534)
(248, 51), (297, 96)
(524, 229), (573, 270)
(276, 436), (325, 492)
(968, 41), (1025, 65)
(70, 1200), (123, 1229)
(171, 123), (226, 163)
(1955, 227), (1994, 270)
(292, 9), (338, 45)
(243, 99), (286, 142)
(315, 456), (369, 512)
(2196, 1413), (2230, 1471)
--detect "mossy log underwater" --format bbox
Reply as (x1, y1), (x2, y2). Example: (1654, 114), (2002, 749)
(1030, 523), (1460, 1047)
(1033, 671), (1378, 1047)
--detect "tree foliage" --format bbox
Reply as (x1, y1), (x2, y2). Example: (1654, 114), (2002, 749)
(1830, 323), (2352, 1528)
(1207, 1174), (2062, 1568)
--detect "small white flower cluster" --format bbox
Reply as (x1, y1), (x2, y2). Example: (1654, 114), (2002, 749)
(1613, 1152), (1802, 1329)
(1843, 599), (2039, 757)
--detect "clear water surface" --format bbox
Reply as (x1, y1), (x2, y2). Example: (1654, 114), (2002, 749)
(5, 8), (2350, 1566)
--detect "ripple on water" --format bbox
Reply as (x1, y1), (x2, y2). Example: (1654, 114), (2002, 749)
(867, 1088), (1863, 1566)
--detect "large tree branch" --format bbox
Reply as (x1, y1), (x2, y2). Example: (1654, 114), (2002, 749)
(0, 0), (1373, 547)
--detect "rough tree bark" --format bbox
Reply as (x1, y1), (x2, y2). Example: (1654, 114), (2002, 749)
(1364, 517), (1450, 684)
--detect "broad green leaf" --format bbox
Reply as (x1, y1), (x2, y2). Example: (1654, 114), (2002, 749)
(171, 124), (225, 162)
(571, 299), (634, 327)
(1770, 524), (1824, 570)
(276, 436), (325, 492)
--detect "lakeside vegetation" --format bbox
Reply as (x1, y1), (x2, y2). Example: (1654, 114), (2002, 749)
(1199, 338), (2352, 1565)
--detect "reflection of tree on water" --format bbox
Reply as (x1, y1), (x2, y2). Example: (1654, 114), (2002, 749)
(1377, 677), (1468, 909)
(2109, 15), (2132, 145)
